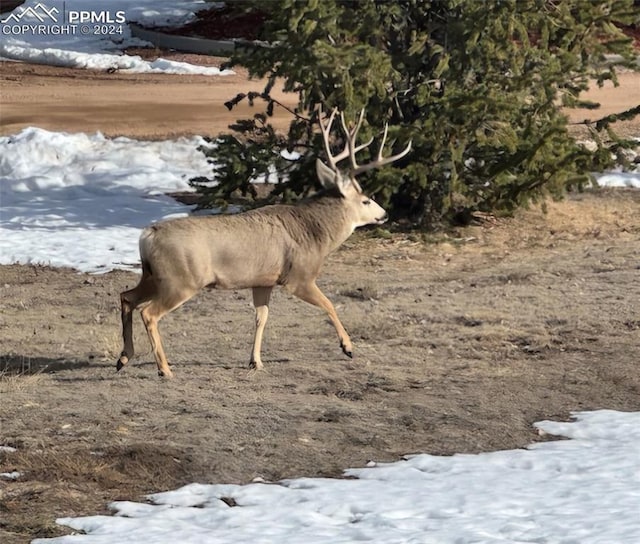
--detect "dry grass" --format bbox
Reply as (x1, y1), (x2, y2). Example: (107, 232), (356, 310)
(0, 444), (197, 541)
(10, 445), (189, 490)
(0, 356), (47, 394)
(1, 190), (640, 543)
(0, 372), (45, 394)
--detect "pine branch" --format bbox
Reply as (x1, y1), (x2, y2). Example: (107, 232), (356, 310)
(570, 105), (640, 130)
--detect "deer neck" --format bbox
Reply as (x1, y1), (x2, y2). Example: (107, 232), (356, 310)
(288, 194), (354, 255)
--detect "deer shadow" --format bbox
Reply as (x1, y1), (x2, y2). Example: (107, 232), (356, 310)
(0, 354), (101, 375)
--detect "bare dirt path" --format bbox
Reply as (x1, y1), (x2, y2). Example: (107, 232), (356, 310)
(1, 57), (640, 543)
(1, 57), (639, 139)
(0, 56), (297, 138)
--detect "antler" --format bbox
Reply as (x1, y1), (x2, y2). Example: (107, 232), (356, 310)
(318, 105), (411, 175)
(318, 106), (373, 172)
(351, 122), (412, 176)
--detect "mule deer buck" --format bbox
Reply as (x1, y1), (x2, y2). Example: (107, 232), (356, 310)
(116, 107), (411, 377)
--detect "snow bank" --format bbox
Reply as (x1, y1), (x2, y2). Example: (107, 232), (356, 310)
(32, 410), (640, 544)
(0, 0), (233, 75)
(594, 170), (640, 188)
(0, 127), (213, 272)
(0, 43), (233, 75)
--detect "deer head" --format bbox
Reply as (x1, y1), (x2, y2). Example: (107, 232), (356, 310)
(315, 106), (412, 226)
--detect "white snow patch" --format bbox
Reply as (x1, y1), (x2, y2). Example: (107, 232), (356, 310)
(594, 171), (640, 188)
(29, 410), (640, 544)
(0, 127), (214, 273)
(0, 1), (233, 75)
(1, 471), (22, 480)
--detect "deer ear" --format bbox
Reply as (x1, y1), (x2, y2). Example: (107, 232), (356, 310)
(316, 159), (338, 189)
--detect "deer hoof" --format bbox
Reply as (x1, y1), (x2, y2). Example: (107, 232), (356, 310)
(116, 356), (127, 372)
(340, 342), (353, 358)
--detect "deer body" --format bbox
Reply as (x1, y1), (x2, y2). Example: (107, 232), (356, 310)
(140, 196), (358, 292)
(117, 108), (411, 377)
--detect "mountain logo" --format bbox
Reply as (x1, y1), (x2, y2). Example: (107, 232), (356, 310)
(1, 3), (60, 24)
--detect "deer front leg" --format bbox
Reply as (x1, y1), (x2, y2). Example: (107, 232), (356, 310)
(140, 303), (174, 378)
(292, 281), (353, 358)
(250, 286), (273, 369)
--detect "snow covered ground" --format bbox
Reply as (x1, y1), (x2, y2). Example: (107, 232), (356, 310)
(0, 0), (233, 75)
(20, 410), (638, 543)
(0, 128), (212, 272)
(594, 169), (640, 188)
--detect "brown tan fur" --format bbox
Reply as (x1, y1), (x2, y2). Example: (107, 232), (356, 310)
(117, 108), (410, 377)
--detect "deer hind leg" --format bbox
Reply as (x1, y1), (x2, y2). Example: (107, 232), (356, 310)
(292, 281), (353, 358)
(250, 286), (273, 370)
(140, 288), (197, 378)
(117, 273), (156, 372)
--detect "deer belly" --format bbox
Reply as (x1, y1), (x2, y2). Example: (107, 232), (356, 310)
(206, 249), (282, 290)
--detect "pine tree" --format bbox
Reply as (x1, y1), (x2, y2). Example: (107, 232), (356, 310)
(192, 0), (639, 227)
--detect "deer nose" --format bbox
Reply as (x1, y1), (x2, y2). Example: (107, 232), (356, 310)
(377, 213), (388, 224)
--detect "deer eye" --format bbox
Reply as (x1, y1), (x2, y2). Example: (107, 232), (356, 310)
(363, 199), (372, 206)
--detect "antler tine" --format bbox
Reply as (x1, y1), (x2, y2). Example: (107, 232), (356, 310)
(353, 122), (412, 176)
(318, 105), (350, 171)
(339, 109), (374, 172)
(377, 123), (390, 162)
(320, 106), (405, 174)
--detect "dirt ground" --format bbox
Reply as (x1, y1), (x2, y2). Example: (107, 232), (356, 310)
(0, 56), (297, 139)
(1, 56), (640, 543)
(1, 53), (639, 138)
